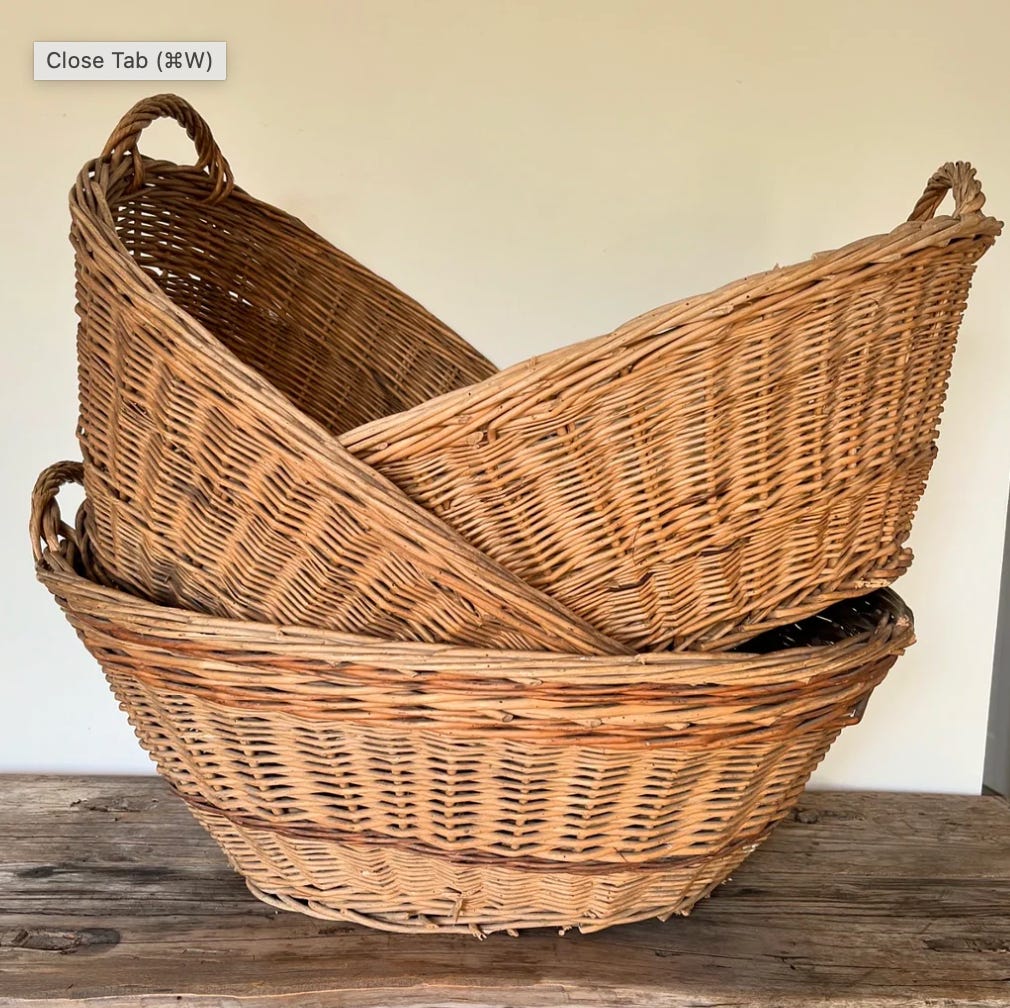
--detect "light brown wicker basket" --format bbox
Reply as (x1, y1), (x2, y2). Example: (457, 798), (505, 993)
(344, 163), (1001, 649)
(72, 95), (998, 653)
(71, 95), (621, 656)
(33, 461), (914, 937)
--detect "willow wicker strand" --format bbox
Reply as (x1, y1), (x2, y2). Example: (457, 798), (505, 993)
(71, 96), (625, 655)
(33, 461), (914, 937)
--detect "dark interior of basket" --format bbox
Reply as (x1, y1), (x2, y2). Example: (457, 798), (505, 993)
(733, 593), (893, 653)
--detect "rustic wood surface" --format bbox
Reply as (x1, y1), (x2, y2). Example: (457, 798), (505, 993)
(0, 775), (1008, 1006)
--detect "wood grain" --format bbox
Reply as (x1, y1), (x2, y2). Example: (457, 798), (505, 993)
(1, 776), (1008, 1006)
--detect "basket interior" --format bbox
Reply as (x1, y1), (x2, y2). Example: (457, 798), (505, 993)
(109, 166), (496, 438)
(731, 593), (895, 654)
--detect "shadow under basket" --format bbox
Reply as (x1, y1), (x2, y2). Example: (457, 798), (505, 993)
(33, 462), (915, 937)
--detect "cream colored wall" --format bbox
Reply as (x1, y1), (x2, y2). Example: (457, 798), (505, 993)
(3, 0), (1008, 789)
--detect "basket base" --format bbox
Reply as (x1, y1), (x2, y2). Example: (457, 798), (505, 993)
(192, 806), (757, 937)
(243, 880), (721, 937)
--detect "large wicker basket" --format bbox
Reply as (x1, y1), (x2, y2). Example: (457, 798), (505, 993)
(72, 95), (997, 653)
(345, 163), (1001, 649)
(33, 461), (914, 937)
(71, 95), (620, 656)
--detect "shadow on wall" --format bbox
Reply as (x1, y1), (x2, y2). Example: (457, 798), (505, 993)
(984, 486), (1010, 796)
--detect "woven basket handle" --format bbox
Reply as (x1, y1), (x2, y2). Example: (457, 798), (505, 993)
(100, 94), (234, 203)
(908, 161), (986, 222)
(30, 461), (84, 566)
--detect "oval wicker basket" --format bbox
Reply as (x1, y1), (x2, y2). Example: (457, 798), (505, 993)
(72, 95), (998, 653)
(34, 461), (915, 937)
(345, 166), (1001, 650)
(71, 95), (621, 656)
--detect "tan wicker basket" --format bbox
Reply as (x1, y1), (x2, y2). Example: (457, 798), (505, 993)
(344, 163), (1001, 649)
(71, 95), (620, 656)
(72, 95), (998, 653)
(34, 461), (914, 937)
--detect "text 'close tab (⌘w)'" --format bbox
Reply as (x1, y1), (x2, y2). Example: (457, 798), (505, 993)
(34, 43), (227, 80)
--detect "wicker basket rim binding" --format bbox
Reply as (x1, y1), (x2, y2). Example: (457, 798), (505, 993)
(71, 95), (627, 656)
(33, 461), (914, 936)
(33, 460), (915, 682)
(346, 168), (1000, 450)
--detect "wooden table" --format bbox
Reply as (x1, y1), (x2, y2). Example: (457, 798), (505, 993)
(1, 776), (1008, 1006)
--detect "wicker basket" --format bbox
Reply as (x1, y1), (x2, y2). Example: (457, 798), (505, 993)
(72, 95), (997, 653)
(33, 461), (914, 937)
(71, 95), (620, 656)
(344, 164), (1001, 650)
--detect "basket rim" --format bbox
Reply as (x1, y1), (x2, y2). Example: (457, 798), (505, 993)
(344, 181), (1003, 458)
(37, 515), (915, 687)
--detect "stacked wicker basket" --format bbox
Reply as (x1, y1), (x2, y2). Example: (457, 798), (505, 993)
(33, 94), (1000, 935)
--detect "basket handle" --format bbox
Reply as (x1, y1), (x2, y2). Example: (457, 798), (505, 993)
(908, 161), (986, 222)
(30, 461), (85, 566)
(100, 94), (234, 203)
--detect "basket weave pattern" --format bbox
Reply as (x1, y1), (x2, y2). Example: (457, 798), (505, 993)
(43, 94), (994, 934)
(345, 179), (1000, 648)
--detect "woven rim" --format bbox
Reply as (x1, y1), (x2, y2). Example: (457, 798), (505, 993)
(81, 103), (1003, 459)
(33, 461), (914, 693)
(344, 163), (1002, 458)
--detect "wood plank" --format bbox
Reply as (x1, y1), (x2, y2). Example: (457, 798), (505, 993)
(1, 776), (1008, 1006)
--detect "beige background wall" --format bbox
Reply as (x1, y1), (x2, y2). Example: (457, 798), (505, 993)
(3, 0), (1008, 790)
